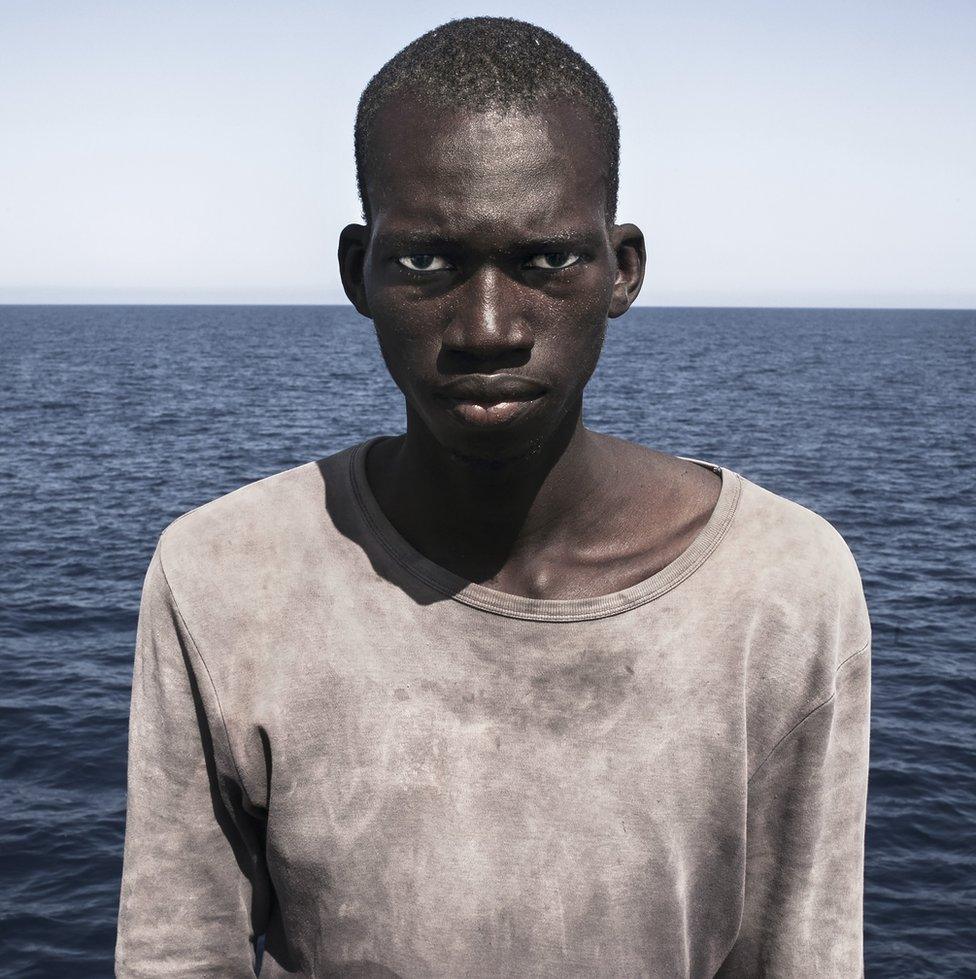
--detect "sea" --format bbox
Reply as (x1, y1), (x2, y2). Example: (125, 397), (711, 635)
(1, 304), (974, 977)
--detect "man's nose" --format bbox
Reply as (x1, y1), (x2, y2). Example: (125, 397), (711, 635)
(440, 267), (534, 360)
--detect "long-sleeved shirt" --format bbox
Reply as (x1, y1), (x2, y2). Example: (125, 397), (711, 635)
(115, 435), (872, 977)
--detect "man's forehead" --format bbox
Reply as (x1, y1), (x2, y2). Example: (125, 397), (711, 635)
(365, 97), (609, 231)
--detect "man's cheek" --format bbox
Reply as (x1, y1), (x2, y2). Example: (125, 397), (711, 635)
(374, 325), (437, 388)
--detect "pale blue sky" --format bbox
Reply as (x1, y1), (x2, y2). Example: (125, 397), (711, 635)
(1, 0), (973, 306)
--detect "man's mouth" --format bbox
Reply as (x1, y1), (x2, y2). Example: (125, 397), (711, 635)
(433, 374), (547, 428)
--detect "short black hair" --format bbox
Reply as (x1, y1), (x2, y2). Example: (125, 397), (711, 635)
(354, 17), (620, 223)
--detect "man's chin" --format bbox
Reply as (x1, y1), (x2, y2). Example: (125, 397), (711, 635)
(430, 421), (551, 470)
(407, 392), (578, 469)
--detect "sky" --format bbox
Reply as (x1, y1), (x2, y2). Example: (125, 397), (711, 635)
(0, 0), (973, 307)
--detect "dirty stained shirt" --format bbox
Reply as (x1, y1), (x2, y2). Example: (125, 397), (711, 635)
(116, 435), (872, 978)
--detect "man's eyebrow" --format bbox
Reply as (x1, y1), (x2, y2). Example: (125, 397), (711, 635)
(374, 230), (605, 253)
(515, 231), (604, 252)
(373, 231), (453, 252)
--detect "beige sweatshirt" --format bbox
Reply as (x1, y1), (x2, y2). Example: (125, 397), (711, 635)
(115, 436), (871, 978)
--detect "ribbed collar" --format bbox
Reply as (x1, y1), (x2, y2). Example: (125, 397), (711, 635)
(348, 435), (741, 622)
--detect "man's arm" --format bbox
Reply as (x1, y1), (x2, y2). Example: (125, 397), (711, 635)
(116, 543), (270, 977)
(717, 639), (872, 977)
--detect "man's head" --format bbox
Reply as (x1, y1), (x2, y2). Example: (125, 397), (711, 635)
(354, 17), (620, 225)
(339, 18), (645, 465)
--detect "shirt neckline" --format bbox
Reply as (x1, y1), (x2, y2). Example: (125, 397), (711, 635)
(347, 435), (742, 623)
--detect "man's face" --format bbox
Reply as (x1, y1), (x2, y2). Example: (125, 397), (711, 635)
(340, 97), (644, 463)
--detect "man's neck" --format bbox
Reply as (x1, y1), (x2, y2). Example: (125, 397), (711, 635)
(365, 405), (616, 584)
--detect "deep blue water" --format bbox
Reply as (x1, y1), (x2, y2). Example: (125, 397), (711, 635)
(1, 304), (974, 977)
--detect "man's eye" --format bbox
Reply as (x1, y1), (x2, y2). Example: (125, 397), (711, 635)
(526, 252), (580, 270)
(397, 255), (450, 272)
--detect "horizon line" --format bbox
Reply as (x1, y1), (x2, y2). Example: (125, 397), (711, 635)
(2, 302), (974, 314)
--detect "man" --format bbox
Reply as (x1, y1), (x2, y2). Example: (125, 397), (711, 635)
(116, 17), (871, 978)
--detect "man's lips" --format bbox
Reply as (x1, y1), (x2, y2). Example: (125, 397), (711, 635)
(434, 374), (547, 403)
(432, 374), (547, 427)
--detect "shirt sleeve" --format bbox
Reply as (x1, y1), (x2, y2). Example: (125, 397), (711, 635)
(116, 542), (270, 977)
(716, 639), (872, 978)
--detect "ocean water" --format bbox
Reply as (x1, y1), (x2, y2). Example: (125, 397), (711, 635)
(1, 304), (974, 977)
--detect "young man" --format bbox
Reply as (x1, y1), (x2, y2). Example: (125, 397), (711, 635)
(116, 17), (871, 978)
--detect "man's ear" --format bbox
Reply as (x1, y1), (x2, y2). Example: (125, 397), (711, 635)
(338, 223), (372, 318)
(608, 223), (646, 319)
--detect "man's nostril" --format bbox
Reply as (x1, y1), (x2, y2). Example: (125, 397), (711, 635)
(435, 345), (533, 374)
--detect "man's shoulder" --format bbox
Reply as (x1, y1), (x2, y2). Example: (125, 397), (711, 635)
(729, 469), (862, 586)
(160, 458), (318, 553)
(154, 442), (360, 589)
(714, 469), (872, 769)
(715, 466), (871, 663)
